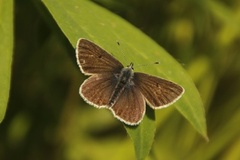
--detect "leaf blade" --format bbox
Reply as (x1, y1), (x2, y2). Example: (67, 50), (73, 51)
(0, 0), (13, 123)
(125, 108), (156, 160)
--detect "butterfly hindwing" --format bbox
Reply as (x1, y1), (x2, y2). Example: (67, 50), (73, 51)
(80, 74), (118, 108)
(134, 72), (184, 109)
(110, 85), (145, 125)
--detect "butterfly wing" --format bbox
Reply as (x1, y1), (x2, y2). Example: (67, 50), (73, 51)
(110, 86), (145, 125)
(80, 74), (118, 108)
(134, 72), (184, 109)
(76, 38), (124, 75)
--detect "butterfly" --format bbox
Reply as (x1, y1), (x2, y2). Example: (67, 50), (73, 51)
(76, 38), (184, 125)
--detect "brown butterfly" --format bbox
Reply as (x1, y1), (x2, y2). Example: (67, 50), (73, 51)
(76, 38), (184, 125)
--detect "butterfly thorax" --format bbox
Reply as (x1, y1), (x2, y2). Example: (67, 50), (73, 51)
(108, 63), (134, 107)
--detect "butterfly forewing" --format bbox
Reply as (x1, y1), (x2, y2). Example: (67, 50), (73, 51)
(76, 39), (123, 75)
(80, 74), (118, 108)
(110, 86), (145, 125)
(134, 72), (184, 109)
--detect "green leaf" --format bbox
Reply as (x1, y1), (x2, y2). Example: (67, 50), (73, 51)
(0, 0), (13, 123)
(42, 0), (208, 158)
(125, 107), (156, 160)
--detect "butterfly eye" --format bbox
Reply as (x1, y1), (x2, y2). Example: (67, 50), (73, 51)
(127, 62), (134, 70)
(98, 55), (102, 58)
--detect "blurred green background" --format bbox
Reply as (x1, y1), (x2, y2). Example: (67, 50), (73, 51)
(1, 0), (240, 159)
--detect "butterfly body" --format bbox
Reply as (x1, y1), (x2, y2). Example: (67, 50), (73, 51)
(76, 38), (184, 125)
(109, 63), (134, 106)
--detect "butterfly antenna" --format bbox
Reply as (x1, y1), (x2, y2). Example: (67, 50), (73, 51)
(134, 61), (160, 68)
(115, 40), (130, 65)
(109, 41), (121, 57)
(116, 41), (120, 46)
